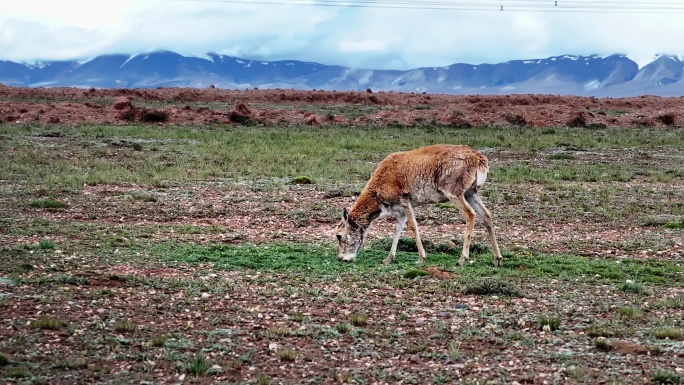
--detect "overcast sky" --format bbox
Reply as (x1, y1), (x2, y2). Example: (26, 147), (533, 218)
(1, 0), (683, 70)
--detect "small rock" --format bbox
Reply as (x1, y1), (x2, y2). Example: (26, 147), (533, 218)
(113, 96), (133, 110)
(566, 112), (587, 128)
(436, 311), (452, 318)
(454, 303), (469, 310)
(234, 103), (251, 115)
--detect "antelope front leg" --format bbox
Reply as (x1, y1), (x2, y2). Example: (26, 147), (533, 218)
(403, 199), (426, 264)
(383, 213), (407, 265)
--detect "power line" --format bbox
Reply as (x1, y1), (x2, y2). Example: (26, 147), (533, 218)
(178, 0), (684, 13)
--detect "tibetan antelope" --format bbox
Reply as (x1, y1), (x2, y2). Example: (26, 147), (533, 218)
(335, 144), (503, 267)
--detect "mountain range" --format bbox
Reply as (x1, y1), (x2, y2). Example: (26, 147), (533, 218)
(1, 51), (683, 97)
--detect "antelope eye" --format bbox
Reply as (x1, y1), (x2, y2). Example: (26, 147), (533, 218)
(336, 234), (343, 242)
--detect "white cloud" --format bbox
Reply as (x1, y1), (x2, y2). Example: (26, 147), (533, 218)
(339, 39), (390, 53)
(1, 0), (683, 69)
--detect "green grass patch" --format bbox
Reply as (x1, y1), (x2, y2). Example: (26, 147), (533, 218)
(403, 269), (430, 279)
(652, 368), (681, 384)
(653, 293), (684, 310)
(113, 320), (137, 333)
(537, 314), (562, 331)
(619, 280), (649, 294)
(617, 306), (642, 318)
(602, 109), (630, 117)
(31, 315), (65, 330)
(349, 314), (368, 327)
(663, 220), (684, 230)
(5, 368), (32, 379)
(650, 327), (684, 340)
(587, 323), (633, 338)
(463, 277), (524, 297)
(149, 334), (167, 347)
(291, 176), (313, 185)
(2, 123), (683, 189)
(38, 239), (55, 250)
(278, 348), (297, 362)
(28, 197), (68, 210)
(336, 323), (353, 333)
(161, 242), (684, 284)
(255, 373), (271, 385)
(186, 354), (212, 376)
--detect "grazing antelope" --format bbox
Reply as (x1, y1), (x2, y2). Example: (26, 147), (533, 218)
(335, 144), (503, 267)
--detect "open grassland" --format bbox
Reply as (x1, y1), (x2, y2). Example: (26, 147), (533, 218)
(0, 121), (683, 384)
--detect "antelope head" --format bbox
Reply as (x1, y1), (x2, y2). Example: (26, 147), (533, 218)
(335, 208), (365, 262)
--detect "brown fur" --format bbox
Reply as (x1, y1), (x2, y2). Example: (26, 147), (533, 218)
(335, 144), (503, 267)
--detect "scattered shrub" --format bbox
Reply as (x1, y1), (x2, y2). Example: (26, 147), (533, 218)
(663, 221), (684, 230)
(278, 348), (296, 362)
(291, 176), (313, 185)
(403, 269), (429, 279)
(113, 320), (137, 333)
(186, 354), (211, 376)
(349, 314), (368, 327)
(651, 327), (684, 340)
(463, 277), (524, 297)
(537, 314), (561, 331)
(149, 334), (167, 347)
(255, 373), (271, 385)
(32, 316), (64, 330)
(5, 368), (31, 379)
(594, 337), (611, 351)
(652, 368), (680, 384)
(29, 198), (68, 210)
(39, 239), (55, 250)
(620, 280), (649, 294)
(336, 323), (353, 333)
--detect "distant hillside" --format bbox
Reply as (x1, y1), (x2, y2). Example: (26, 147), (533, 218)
(1, 51), (683, 96)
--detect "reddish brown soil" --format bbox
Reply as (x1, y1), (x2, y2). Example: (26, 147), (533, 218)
(1, 84), (682, 128)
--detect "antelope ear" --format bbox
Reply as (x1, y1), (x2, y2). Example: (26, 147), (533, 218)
(342, 208), (349, 222)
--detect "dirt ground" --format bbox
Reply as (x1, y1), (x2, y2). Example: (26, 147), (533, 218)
(1, 85), (684, 384)
(0, 83), (682, 128)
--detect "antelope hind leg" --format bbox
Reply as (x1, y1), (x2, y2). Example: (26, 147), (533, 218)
(465, 191), (503, 267)
(402, 199), (426, 264)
